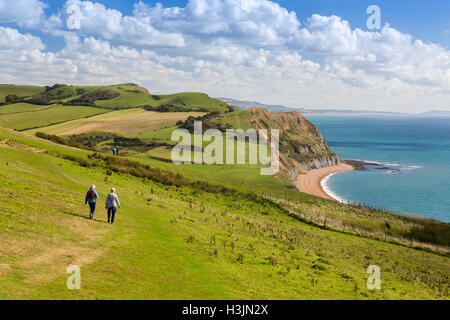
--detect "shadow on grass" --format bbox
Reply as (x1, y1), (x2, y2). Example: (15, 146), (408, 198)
(61, 210), (109, 224)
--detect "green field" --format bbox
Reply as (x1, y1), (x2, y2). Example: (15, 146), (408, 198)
(25, 109), (205, 136)
(0, 127), (448, 299)
(0, 105), (110, 131)
(0, 103), (52, 115)
(0, 85), (45, 103)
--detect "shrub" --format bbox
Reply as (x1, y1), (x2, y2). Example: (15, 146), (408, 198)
(66, 90), (120, 106)
(35, 132), (88, 149)
(69, 132), (118, 148)
(5, 95), (24, 104)
(410, 223), (450, 248)
(45, 84), (67, 92)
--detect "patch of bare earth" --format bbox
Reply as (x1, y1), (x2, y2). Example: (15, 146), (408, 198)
(2, 220), (110, 284)
(0, 139), (46, 153)
(0, 264), (11, 275)
(22, 246), (105, 284)
(0, 198), (111, 284)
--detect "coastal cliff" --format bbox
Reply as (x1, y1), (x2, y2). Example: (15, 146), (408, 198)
(248, 108), (339, 181)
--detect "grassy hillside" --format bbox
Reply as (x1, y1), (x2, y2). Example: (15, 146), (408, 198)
(0, 105), (110, 131)
(0, 83), (230, 112)
(0, 85), (45, 103)
(0, 84), (232, 133)
(0, 103), (52, 115)
(0, 127), (448, 299)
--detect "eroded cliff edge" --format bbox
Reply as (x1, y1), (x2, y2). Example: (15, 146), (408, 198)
(248, 108), (340, 181)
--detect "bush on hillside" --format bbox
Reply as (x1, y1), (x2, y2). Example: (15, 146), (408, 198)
(69, 132), (118, 148)
(45, 84), (67, 92)
(66, 90), (120, 106)
(5, 95), (25, 104)
(35, 132), (88, 149)
(27, 87), (74, 105)
(179, 111), (232, 133)
(410, 223), (450, 249)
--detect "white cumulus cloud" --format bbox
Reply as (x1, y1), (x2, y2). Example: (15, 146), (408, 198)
(0, 26), (45, 49)
(0, 0), (46, 28)
(62, 0), (185, 47)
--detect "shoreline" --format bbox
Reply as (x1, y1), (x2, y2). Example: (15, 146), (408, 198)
(296, 163), (353, 201)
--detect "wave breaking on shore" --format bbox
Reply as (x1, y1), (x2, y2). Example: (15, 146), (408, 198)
(320, 172), (347, 203)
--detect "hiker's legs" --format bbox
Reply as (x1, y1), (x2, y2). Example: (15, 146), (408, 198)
(89, 202), (96, 218)
(107, 208), (112, 223)
(111, 207), (117, 223)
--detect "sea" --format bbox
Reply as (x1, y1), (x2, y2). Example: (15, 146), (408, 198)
(305, 114), (450, 223)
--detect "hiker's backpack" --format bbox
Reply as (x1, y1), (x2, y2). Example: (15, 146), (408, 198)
(88, 190), (95, 200)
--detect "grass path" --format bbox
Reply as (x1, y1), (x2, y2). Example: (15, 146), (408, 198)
(0, 139), (225, 299)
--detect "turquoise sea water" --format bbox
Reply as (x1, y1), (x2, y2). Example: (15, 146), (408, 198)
(305, 114), (450, 222)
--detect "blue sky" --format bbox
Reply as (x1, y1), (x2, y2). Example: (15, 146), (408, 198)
(0, 0), (449, 112)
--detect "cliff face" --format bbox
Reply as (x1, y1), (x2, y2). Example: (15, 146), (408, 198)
(248, 108), (339, 181)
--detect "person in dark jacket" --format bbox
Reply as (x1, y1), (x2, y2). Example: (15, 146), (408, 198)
(85, 184), (99, 219)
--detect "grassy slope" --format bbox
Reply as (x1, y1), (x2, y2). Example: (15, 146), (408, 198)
(0, 105), (110, 131)
(0, 85), (45, 103)
(97, 89), (231, 113)
(211, 110), (253, 130)
(0, 84), (231, 134)
(0, 103), (52, 115)
(1, 83), (230, 113)
(0, 127), (448, 299)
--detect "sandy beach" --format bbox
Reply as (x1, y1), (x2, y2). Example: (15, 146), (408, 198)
(296, 164), (354, 201)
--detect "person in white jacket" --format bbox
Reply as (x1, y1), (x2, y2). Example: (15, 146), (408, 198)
(105, 188), (121, 224)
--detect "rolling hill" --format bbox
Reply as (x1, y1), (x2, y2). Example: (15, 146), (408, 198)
(0, 85), (45, 104)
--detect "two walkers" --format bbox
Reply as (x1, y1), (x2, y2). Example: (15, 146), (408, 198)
(112, 146), (120, 156)
(85, 185), (121, 223)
